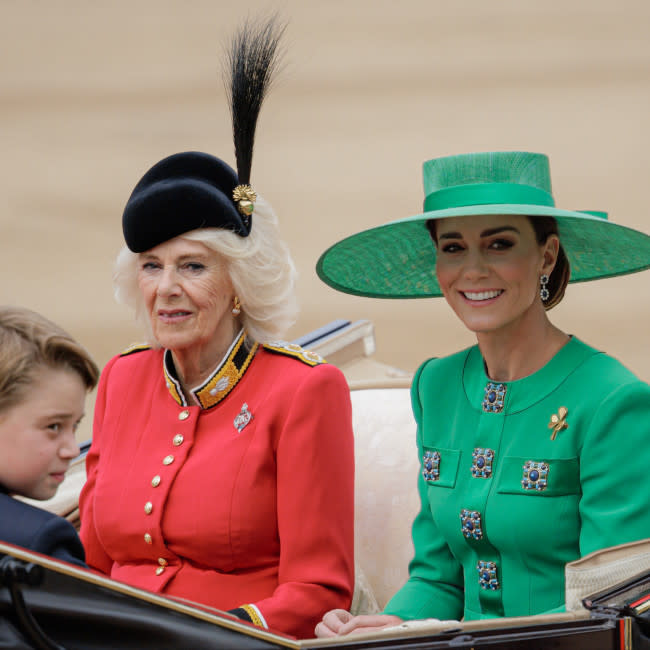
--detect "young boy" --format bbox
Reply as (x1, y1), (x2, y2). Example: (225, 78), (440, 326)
(0, 306), (99, 567)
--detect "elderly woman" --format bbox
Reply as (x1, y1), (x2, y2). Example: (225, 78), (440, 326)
(79, 20), (354, 639)
(314, 150), (650, 636)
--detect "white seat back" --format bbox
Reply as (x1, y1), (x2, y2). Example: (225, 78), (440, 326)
(350, 387), (420, 611)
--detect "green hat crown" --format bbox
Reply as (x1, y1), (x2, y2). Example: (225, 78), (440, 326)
(422, 152), (555, 212)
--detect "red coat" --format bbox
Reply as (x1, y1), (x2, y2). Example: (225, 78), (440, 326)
(79, 337), (354, 638)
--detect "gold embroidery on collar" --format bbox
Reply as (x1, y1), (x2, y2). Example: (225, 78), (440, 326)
(163, 333), (258, 410)
(194, 338), (258, 409)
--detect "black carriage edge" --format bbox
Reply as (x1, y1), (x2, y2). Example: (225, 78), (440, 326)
(2, 539), (649, 649)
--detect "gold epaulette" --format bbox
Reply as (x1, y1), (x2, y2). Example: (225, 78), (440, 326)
(262, 341), (326, 367)
(119, 342), (151, 357)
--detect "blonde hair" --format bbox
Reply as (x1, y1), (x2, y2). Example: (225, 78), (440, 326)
(0, 306), (99, 414)
(113, 194), (299, 344)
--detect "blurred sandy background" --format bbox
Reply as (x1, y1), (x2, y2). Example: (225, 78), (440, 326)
(2, 0), (649, 441)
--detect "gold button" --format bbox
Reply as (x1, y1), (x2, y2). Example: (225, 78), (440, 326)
(178, 410), (190, 421)
(173, 434), (184, 446)
(144, 502), (153, 514)
(144, 533), (152, 544)
(162, 455), (174, 466)
(158, 557), (168, 566)
(151, 475), (161, 487)
(155, 566), (165, 576)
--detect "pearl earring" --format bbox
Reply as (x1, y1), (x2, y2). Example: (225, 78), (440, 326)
(232, 296), (241, 316)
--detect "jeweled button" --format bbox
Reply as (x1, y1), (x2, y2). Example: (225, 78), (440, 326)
(178, 410), (190, 421)
(163, 455), (174, 466)
(482, 383), (506, 413)
(422, 450), (440, 482)
(477, 560), (499, 590)
(151, 475), (161, 487)
(155, 566), (165, 576)
(460, 509), (483, 540)
(522, 461), (549, 491)
(144, 533), (152, 544)
(471, 448), (495, 479)
(173, 434), (184, 446)
(158, 558), (168, 566)
(144, 502), (153, 514)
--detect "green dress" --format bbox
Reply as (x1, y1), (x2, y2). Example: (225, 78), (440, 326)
(383, 337), (650, 621)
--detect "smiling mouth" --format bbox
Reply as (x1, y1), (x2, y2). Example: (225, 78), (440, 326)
(158, 310), (191, 319)
(462, 290), (503, 301)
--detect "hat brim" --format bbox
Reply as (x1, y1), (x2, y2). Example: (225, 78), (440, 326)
(316, 204), (650, 298)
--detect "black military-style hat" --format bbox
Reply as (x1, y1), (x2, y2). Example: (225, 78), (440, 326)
(122, 152), (253, 253)
(121, 16), (283, 253)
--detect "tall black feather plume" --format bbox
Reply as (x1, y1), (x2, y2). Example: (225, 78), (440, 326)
(225, 16), (286, 186)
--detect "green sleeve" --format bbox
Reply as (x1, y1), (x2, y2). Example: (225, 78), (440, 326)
(383, 361), (464, 621)
(578, 378), (650, 555)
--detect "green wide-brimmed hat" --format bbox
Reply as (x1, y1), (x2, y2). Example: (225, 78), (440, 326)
(317, 151), (650, 298)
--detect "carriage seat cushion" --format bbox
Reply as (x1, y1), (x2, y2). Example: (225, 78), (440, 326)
(349, 387), (420, 612)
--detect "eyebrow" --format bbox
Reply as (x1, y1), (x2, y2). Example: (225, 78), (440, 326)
(37, 411), (84, 422)
(438, 226), (520, 240)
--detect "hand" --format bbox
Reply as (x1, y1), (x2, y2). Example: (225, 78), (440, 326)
(315, 610), (403, 638)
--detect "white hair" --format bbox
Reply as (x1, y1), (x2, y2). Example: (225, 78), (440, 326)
(113, 195), (299, 345)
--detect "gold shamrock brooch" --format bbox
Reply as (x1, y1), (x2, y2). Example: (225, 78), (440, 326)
(548, 406), (569, 440)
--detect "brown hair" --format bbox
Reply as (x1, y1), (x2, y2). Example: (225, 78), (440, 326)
(426, 216), (570, 310)
(0, 306), (100, 414)
(528, 216), (570, 310)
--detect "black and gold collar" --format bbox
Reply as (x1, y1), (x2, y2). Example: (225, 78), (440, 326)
(163, 330), (259, 410)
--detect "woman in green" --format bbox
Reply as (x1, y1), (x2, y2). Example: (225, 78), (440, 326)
(314, 151), (650, 636)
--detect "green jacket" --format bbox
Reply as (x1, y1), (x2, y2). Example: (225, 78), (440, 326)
(384, 337), (650, 621)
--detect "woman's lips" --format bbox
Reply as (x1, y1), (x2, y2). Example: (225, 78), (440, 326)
(461, 289), (503, 302)
(157, 309), (192, 323)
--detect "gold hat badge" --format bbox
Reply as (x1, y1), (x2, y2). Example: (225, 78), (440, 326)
(233, 184), (257, 216)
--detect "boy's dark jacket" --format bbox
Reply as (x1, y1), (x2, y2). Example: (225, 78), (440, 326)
(0, 485), (85, 567)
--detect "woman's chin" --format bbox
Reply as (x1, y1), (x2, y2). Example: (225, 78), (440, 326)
(152, 329), (197, 352)
(454, 310), (503, 334)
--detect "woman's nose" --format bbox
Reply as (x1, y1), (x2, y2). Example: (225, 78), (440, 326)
(157, 266), (181, 296)
(462, 249), (489, 280)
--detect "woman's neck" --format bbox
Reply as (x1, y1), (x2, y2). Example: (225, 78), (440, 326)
(171, 324), (241, 391)
(476, 312), (569, 382)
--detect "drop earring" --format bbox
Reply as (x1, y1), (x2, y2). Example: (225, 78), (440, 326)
(540, 274), (550, 302)
(232, 296), (241, 316)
